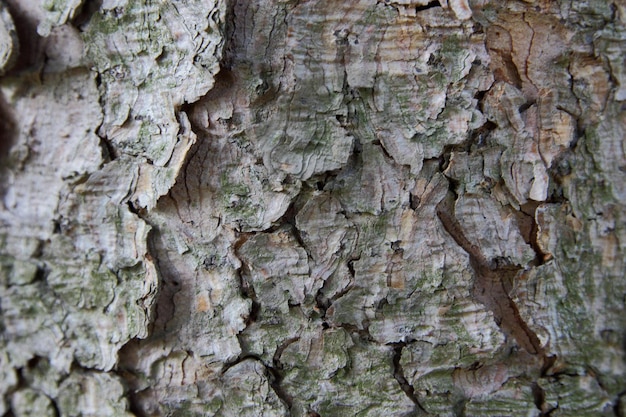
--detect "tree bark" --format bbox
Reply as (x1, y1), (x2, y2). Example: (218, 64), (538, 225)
(1, 0), (625, 416)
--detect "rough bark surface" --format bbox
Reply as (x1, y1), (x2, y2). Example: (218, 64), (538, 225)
(1, 0), (625, 416)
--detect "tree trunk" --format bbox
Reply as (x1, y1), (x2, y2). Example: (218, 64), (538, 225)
(1, 0), (625, 416)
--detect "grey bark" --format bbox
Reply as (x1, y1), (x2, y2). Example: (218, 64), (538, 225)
(1, 0), (625, 416)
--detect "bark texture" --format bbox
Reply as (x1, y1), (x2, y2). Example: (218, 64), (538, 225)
(1, 0), (625, 416)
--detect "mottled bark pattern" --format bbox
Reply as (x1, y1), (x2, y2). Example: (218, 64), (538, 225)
(436, 195), (544, 356)
(0, 0), (625, 416)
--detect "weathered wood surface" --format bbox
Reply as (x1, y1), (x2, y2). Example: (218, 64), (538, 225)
(0, 0), (625, 416)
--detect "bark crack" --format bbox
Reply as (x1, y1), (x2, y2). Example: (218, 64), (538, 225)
(436, 194), (544, 356)
(532, 381), (556, 416)
(390, 342), (430, 415)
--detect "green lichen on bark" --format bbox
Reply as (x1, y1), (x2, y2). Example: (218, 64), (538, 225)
(0, 0), (625, 415)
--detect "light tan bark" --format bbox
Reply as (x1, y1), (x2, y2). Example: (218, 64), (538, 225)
(1, 1), (625, 416)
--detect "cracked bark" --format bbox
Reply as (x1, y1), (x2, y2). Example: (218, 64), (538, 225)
(1, 1), (625, 416)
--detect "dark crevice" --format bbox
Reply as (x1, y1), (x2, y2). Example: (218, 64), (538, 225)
(335, 113), (347, 127)
(543, 149), (573, 207)
(375, 297), (389, 316)
(453, 399), (467, 417)
(586, 366), (619, 402)
(218, 352), (294, 411)
(471, 21), (484, 35)
(126, 390), (148, 417)
(245, 299), (261, 326)
(306, 169), (342, 192)
(438, 146), (453, 173)
(92, 71), (118, 163)
(142, 228), (178, 338)
(415, 1), (441, 13)
(390, 343), (429, 415)
(220, 353), (264, 375)
(614, 391), (626, 417)
(471, 81), (498, 150)
(316, 280), (354, 322)
(173, 0), (243, 215)
(436, 193), (544, 356)
(518, 100), (536, 114)
(436, 135), (558, 360)
(126, 201), (139, 215)
(71, 0), (103, 31)
(269, 338), (298, 411)
(436, 120), (495, 176)
(518, 201), (551, 266)
(347, 259), (356, 278)
(272, 337), (299, 372)
(314, 254), (358, 321)
(371, 139), (393, 160)
(221, 0), (243, 71)
(469, 120), (497, 149)
(33, 264), (47, 283)
(114, 339), (149, 417)
(438, 151), (461, 194)
(11, 364), (29, 394)
(0, 92), (17, 199)
(545, 185), (567, 205)
(4, 356), (60, 417)
(409, 191), (418, 210)
(532, 382), (547, 415)
(25, 355), (42, 370)
(180, 66), (237, 132)
(265, 363), (294, 412)
(98, 134), (118, 161)
(50, 397), (61, 417)
(2, 1), (45, 74)
(261, 198), (299, 234)
(343, 323), (374, 343)
(474, 89), (487, 102)
(548, 151), (574, 184)
(499, 54), (524, 90)
(237, 247), (284, 317)
(540, 354), (558, 378)
(0, 92), (17, 162)
(314, 290), (331, 317)
(236, 260), (260, 325)
(67, 360), (110, 376)
(288, 221), (308, 255)
(532, 379), (560, 416)
(436, 190), (559, 410)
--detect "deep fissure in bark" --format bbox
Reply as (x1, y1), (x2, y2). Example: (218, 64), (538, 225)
(390, 342), (428, 415)
(1, 0), (624, 415)
(436, 195), (544, 356)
